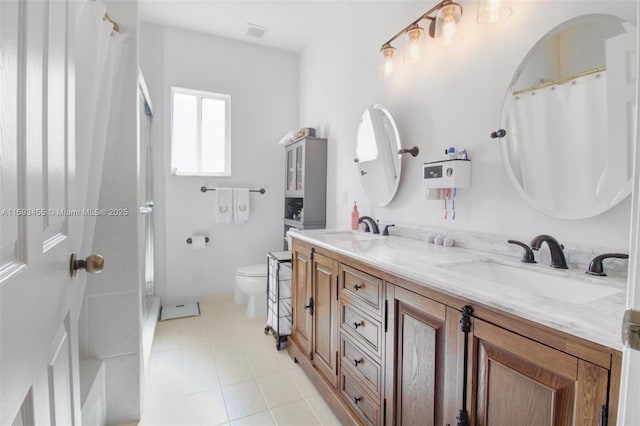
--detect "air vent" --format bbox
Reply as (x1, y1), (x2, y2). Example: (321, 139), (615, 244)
(246, 23), (267, 39)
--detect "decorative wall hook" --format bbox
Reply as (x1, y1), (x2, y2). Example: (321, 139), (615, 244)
(490, 129), (506, 139)
(398, 146), (420, 157)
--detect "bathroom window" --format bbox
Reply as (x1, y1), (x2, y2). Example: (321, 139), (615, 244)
(170, 87), (231, 176)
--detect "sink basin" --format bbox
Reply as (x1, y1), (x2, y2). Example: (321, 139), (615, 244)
(442, 260), (621, 303)
(319, 231), (384, 242)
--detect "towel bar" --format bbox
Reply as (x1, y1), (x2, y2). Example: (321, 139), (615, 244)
(201, 186), (265, 194)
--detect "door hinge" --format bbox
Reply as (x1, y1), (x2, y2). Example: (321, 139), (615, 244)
(384, 300), (389, 332)
(310, 247), (315, 261)
(622, 309), (640, 351)
(336, 275), (339, 301)
(335, 351), (339, 372)
(383, 398), (387, 425)
(460, 305), (472, 333)
(309, 351), (314, 360)
(600, 405), (608, 426)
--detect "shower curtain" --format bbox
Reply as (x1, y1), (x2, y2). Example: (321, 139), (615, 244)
(75, 0), (122, 262)
(507, 73), (608, 214)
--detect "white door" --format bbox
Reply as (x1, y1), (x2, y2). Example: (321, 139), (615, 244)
(0, 0), (92, 424)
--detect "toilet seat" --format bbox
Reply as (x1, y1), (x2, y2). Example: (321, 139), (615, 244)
(236, 264), (267, 278)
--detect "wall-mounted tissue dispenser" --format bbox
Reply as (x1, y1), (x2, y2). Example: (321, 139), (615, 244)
(423, 159), (471, 189)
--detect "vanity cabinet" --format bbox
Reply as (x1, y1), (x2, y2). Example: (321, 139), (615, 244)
(288, 238), (620, 426)
(310, 251), (339, 387)
(339, 265), (386, 425)
(469, 318), (609, 426)
(291, 248), (311, 353)
(290, 246), (339, 388)
(384, 285), (462, 426)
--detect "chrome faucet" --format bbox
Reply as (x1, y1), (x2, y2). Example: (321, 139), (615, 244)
(357, 216), (380, 234)
(530, 234), (568, 269)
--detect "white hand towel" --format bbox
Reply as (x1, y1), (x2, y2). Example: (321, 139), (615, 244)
(233, 188), (250, 224)
(215, 188), (233, 224)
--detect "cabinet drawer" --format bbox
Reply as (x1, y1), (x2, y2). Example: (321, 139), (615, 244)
(342, 265), (383, 315)
(341, 302), (383, 359)
(340, 334), (381, 396)
(340, 370), (380, 426)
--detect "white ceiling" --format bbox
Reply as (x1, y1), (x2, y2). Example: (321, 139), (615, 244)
(138, 1), (358, 52)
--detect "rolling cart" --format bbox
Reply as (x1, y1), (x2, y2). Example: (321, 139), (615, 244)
(264, 251), (292, 350)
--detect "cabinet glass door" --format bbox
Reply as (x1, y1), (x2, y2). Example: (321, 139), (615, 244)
(286, 148), (294, 192)
(295, 144), (304, 191)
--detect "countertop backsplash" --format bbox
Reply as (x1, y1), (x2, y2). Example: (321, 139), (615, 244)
(384, 223), (630, 279)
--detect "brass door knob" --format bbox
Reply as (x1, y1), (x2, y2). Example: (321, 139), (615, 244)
(70, 253), (105, 277)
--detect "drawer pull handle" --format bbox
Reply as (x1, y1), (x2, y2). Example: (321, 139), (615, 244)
(353, 358), (363, 367)
(353, 396), (362, 405)
(353, 284), (362, 291)
(353, 321), (364, 329)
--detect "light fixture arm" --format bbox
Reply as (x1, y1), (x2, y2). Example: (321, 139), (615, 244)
(380, 0), (455, 48)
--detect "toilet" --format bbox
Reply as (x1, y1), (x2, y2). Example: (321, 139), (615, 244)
(234, 263), (268, 318)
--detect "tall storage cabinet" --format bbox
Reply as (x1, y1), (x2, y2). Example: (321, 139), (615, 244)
(283, 137), (327, 246)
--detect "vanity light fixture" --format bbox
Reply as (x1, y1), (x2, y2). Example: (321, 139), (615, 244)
(477, 0), (512, 24)
(379, 0), (463, 78)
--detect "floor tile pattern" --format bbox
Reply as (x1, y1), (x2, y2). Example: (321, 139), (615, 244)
(138, 293), (343, 426)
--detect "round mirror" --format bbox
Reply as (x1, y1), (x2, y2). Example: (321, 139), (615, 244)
(356, 105), (402, 206)
(500, 14), (636, 219)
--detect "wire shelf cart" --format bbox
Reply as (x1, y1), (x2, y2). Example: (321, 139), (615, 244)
(264, 251), (292, 350)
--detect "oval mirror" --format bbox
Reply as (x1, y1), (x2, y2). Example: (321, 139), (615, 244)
(356, 105), (402, 206)
(500, 14), (636, 219)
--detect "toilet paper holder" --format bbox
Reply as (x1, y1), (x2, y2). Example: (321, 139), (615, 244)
(186, 237), (210, 244)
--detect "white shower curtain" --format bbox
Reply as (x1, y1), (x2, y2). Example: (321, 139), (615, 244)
(75, 0), (122, 258)
(507, 73), (608, 215)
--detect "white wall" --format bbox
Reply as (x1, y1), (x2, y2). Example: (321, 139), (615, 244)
(140, 24), (299, 304)
(299, 0), (635, 251)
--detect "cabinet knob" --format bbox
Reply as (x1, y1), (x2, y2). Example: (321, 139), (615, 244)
(353, 284), (362, 291)
(353, 321), (363, 329)
(352, 358), (363, 367)
(353, 396), (362, 405)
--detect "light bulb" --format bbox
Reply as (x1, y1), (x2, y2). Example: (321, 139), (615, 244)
(477, 0), (512, 24)
(383, 58), (394, 78)
(488, 0), (500, 22)
(380, 45), (396, 79)
(435, 2), (462, 47)
(404, 25), (426, 64)
(442, 16), (456, 46)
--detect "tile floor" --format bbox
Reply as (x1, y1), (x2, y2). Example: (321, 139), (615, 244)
(138, 293), (342, 426)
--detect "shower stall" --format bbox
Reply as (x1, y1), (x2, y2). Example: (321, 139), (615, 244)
(138, 71), (159, 370)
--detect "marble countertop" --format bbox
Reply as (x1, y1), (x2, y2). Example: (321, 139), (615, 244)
(291, 229), (626, 351)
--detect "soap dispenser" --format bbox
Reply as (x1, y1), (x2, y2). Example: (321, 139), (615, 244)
(351, 202), (359, 230)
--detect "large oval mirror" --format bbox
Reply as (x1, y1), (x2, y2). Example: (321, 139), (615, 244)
(356, 105), (402, 206)
(500, 14), (636, 219)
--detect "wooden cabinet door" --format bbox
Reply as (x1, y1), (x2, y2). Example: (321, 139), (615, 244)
(470, 318), (609, 426)
(291, 247), (312, 354)
(385, 285), (453, 426)
(311, 252), (339, 388)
